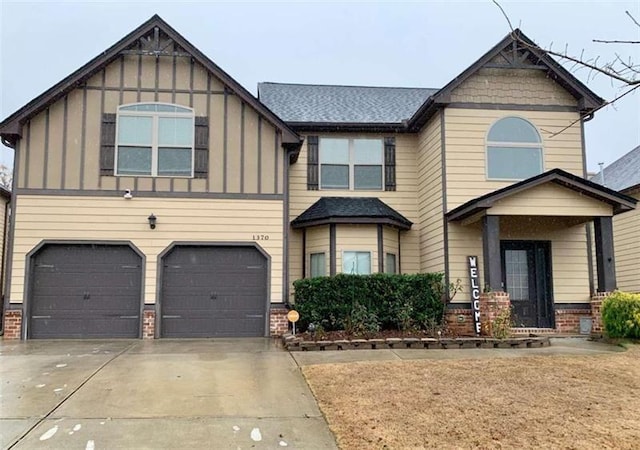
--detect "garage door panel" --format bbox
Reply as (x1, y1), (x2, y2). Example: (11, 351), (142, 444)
(161, 246), (267, 338)
(29, 244), (142, 339)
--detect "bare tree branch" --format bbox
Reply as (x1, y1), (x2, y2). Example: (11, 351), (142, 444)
(593, 39), (640, 44)
(626, 10), (640, 28)
(493, 0), (640, 86)
(541, 84), (640, 137)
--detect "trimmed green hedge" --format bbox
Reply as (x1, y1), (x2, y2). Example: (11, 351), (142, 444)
(292, 273), (445, 333)
(602, 291), (640, 339)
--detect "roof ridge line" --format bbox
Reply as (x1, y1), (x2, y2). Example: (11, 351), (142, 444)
(258, 81), (439, 90)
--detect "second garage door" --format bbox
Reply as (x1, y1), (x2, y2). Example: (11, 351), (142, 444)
(160, 245), (268, 338)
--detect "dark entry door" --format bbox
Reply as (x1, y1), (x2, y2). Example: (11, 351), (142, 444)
(501, 241), (553, 328)
(29, 244), (142, 339)
(160, 246), (267, 338)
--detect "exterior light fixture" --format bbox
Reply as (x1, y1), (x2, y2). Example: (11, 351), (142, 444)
(148, 213), (157, 229)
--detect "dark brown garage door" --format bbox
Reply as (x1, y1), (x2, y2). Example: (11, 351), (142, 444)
(29, 244), (142, 339)
(160, 246), (267, 338)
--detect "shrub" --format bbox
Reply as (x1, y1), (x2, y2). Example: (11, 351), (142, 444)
(292, 273), (445, 332)
(602, 291), (640, 339)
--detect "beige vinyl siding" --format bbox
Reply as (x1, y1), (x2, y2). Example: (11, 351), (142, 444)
(288, 133), (420, 293)
(306, 225), (330, 277)
(444, 108), (584, 211)
(417, 114), (445, 273)
(382, 226), (399, 273)
(614, 192), (640, 292)
(336, 225), (378, 274)
(488, 184), (613, 217)
(448, 216), (592, 305)
(9, 195), (284, 305)
(18, 48), (284, 195)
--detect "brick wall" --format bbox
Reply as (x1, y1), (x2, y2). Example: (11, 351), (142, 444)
(270, 307), (289, 336)
(555, 308), (591, 334)
(143, 310), (155, 339)
(3, 310), (22, 339)
(445, 308), (475, 336)
(479, 292), (511, 337)
(591, 292), (611, 336)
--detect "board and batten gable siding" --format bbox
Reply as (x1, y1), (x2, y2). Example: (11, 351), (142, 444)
(288, 133), (420, 294)
(17, 51), (284, 195)
(448, 216), (593, 305)
(614, 192), (640, 292)
(9, 196), (284, 305)
(417, 114), (445, 273)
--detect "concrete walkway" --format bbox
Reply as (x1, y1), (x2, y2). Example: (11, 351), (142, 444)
(290, 337), (625, 366)
(0, 339), (338, 449)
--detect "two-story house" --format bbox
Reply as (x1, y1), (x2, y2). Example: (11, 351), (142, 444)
(1, 16), (635, 339)
(592, 146), (640, 294)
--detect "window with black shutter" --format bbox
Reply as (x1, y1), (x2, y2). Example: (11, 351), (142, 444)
(100, 103), (208, 178)
(307, 135), (396, 191)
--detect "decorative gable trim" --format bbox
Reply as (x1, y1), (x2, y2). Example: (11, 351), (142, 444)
(408, 29), (605, 131)
(0, 15), (300, 148)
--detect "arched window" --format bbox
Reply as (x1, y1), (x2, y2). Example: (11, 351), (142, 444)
(116, 103), (194, 177)
(486, 117), (543, 180)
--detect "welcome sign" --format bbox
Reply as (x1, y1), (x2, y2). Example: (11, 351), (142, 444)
(468, 256), (482, 336)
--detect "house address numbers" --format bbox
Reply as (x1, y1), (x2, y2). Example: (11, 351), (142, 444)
(252, 234), (270, 241)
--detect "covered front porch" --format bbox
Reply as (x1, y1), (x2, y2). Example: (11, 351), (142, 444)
(446, 169), (637, 333)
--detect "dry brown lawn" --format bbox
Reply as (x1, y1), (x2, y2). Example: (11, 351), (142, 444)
(303, 346), (640, 449)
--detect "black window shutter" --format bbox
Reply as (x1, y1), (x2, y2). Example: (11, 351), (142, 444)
(384, 136), (396, 191)
(193, 116), (209, 179)
(307, 136), (319, 190)
(100, 113), (116, 176)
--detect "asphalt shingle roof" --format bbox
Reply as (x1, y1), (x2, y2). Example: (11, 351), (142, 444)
(258, 82), (438, 124)
(591, 145), (640, 192)
(291, 197), (413, 229)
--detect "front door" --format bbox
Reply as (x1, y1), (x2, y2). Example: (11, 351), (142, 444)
(501, 241), (553, 328)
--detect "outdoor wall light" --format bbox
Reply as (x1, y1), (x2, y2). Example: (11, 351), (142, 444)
(148, 213), (157, 230)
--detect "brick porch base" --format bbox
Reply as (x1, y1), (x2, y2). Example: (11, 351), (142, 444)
(270, 306), (290, 336)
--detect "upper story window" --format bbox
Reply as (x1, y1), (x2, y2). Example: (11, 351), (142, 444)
(320, 138), (383, 190)
(486, 117), (543, 180)
(116, 103), (194, 177)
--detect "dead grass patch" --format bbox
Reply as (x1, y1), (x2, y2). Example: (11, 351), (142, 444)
(303, 346), (640, 449)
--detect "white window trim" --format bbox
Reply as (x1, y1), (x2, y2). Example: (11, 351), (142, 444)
(319, 137), (384, 191)
(341, 250), (372, 275)
(485, 116), (544, 181)
(115, 102), (195, 178)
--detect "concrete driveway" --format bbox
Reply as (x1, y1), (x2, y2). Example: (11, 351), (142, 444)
(0, 339), (338, 449)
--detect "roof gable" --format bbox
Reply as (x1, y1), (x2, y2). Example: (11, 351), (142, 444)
(408, 29), (605, 130)
(447, 168), (637, 221)
(0, 15), (300, 147)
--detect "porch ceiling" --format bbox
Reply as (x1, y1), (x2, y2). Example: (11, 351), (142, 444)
(447, 168), (637, 222)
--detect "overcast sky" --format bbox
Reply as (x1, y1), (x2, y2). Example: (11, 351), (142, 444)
(1, 0), (639, 174)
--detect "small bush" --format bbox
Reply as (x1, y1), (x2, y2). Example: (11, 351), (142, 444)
(602, 291), (640, 339)
(292, 273), (445, 332)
